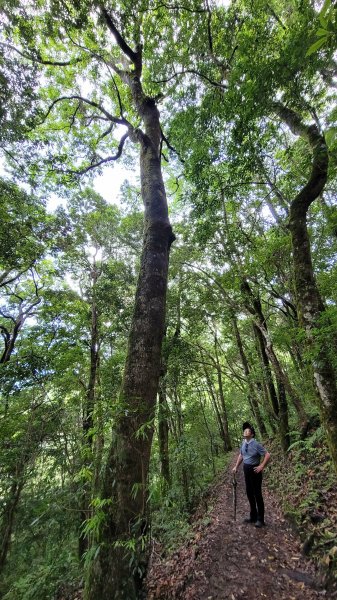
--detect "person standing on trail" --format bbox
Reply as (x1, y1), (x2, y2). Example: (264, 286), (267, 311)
(232, 423), (270, 528)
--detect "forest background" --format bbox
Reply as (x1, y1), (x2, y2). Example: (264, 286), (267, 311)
(0, 0), (337, 598)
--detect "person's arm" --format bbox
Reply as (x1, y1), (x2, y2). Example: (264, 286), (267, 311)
(232, 453), (243, 472)
(254, 451), (271, 473)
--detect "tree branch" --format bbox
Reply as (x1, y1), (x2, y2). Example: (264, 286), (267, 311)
(41, 95), (127, 126)
(153, 68), (227, 89)
(68, 132), (129, 175)
(161, 129), (185, 163)
(100, 7), (142, 76)
(1, 42), (84, 66)
(273, 103), (329, 216)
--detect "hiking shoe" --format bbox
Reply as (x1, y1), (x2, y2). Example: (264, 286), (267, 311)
(243, 518), (256, 524)
(255, 520), (265, 528)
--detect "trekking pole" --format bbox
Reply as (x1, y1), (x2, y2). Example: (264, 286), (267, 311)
(232, 471), (238, 521)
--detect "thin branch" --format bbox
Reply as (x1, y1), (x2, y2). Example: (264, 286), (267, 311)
(0, 266), (35, 289)
(65, 29), (128, 102)
(161, 129), (185, 163)
(1, 42), (84, 66)
(153, 69), (227, 89)
(140, 2), (206, 13)
(68, 132), (129, 175)
(41, 95), (127, 126)
(267, 4), (286, 30)
(69, 102), (81, 131)
(228, 44), (239, 66)
(98, 123), (114, 141)
(0, 310), (16, 323)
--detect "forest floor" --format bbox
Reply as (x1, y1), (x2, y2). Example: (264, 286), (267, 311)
(145, 454), (334, 600)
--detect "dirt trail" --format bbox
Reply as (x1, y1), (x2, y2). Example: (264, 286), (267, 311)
(146, 455), (329, 600)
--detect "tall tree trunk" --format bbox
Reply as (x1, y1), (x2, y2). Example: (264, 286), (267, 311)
(157, 286), (181, 489)
(79, 271), (100, 560)
(158, 381), (171, 487)
(277, 380), (290, 452)
(242, 279), (308, 430)
(231, 315), (267, 436)
(203, 365), (227, 448)
(213, 335), (232, 450)
(197, 388), (216, 476)
(275, 103), (337, 472)
(85, 30), (174, 597)
(0, 475), (24, 574)
(172, 388), (190, 508)
(252, 323), (279, 419)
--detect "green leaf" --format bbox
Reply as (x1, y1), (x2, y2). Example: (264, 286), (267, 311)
(306, 37), (327, 56)
(319, 13), (328, 28)
(316, 27), (328, 37)
(325, 127), (337, 146)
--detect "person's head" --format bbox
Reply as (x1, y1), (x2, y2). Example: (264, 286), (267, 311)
(243, 427), (254, 440)
(242, 421), (255, 438)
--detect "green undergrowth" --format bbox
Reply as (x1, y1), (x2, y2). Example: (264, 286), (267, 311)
(150, 452), (231, 556)
(268, 426), (337, 589)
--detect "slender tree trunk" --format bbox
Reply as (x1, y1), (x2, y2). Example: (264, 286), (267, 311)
(215, 366), (232, 451)
(258, 321), (308, 428)
(158, 382), (170, 487)
(231, 316), (267, 436)
(277, 380), (290, 452)
(79, 279), (100, 560)
(157, 288), (181, 489)
(275, 103), (337, 472)
(172, 388), (190, 508)
(242, 280), (308, 430)
(213, 337), (232, 450)
(252, 324), (279, 419)
(0, 476), (24, 573)
(203, 365), (227, 448)
(197, 388), (216, 476)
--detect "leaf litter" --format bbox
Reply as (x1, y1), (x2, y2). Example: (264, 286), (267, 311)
(145, 454), (332, 599)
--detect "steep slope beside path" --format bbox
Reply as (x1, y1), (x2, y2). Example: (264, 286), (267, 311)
(146, 456), (327, 599)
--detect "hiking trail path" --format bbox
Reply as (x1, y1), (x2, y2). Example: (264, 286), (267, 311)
(146, 454), (331, 600)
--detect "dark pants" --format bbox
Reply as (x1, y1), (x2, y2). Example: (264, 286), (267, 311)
(243, 464), (264, 523)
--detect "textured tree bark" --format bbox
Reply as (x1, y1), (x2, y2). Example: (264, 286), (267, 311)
(275, 103), (337, 472)
(84, 49), (174, 597)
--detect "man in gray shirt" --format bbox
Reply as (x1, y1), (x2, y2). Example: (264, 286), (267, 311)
(233, 423), (270, 528)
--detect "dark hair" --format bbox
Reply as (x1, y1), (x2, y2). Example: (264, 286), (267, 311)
(242, 421), (255, 436)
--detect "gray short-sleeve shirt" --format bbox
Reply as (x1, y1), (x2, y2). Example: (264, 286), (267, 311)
(241, 439), (267, 466)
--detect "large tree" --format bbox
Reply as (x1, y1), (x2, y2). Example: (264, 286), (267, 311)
(2, 1), (178, 596)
